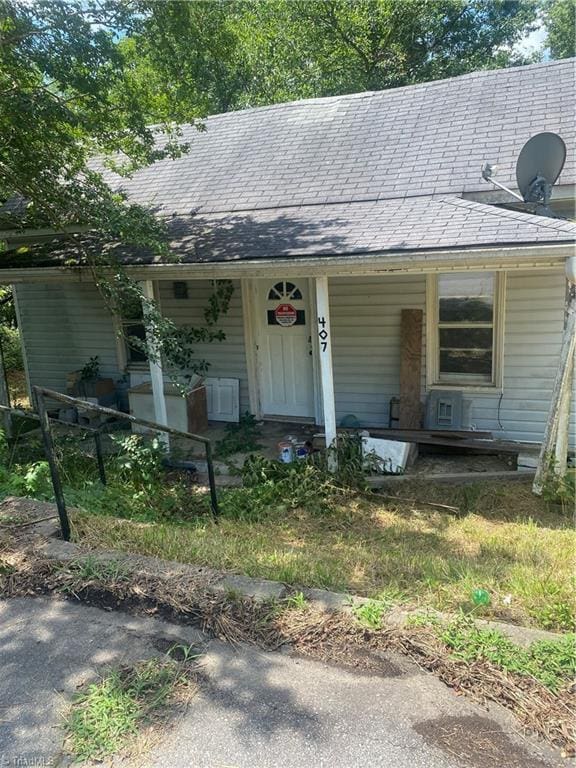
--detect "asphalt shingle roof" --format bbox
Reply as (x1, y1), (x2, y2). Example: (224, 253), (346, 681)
(4, 59), (575, 269)
(160, 197), (576, 263)
(4, 196), (575, 268)
(103, 59), (575, 217)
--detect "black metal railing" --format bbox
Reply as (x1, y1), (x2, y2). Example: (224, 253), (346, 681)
(1, 387), (219, 541)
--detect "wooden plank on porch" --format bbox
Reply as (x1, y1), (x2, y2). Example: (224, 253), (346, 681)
(339, 426), (535, 454)
(399, 308), (423, 429)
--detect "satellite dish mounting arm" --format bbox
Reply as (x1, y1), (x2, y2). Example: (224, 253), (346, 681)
(481, 163), (524, 202)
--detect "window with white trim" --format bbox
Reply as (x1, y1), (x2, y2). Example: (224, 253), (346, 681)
(427, 272), (504, 388)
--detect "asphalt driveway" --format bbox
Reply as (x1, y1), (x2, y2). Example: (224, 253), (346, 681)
(0, 597), (562, 768)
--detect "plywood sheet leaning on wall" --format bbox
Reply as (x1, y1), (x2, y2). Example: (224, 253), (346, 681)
(399, 308), (423, 429)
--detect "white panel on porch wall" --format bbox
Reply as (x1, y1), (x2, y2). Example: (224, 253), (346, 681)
(315, 276), (337, 464)
(205, 378), (240, 422)
(140, 280), (169, 447)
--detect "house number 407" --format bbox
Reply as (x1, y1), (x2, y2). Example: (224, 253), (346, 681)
(318, 316), (328, 352)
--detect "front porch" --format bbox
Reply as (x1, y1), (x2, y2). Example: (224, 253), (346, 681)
(121, 267), (572, 457)
(7, 261), (575, 476)
(179, 418), (529, 486)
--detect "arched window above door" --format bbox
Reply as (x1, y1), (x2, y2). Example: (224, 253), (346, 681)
(267, 281), (303, 301)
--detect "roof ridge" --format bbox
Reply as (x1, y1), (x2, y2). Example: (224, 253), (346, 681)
(199, 58), (575, 122)
(440, 196), (576, 232)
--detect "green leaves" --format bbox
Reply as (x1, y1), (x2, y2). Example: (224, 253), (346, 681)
(544, 0), (576, 58)
(440, 615), (576, 692)
(0, 0), (192, 249)
(117, 0), (541, 118)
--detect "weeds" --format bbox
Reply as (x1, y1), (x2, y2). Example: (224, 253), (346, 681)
(64, 655), (199, 761)
(285, 591), (308, 610)
(57, 556), (131, 594)
(1, 425), (574, 631)
(352, 599), (386, 629)
(540, 460), (576, 516)
(215, 412), (263, 458)
(439, 615), (576, 692)
(111, 433), (167, 488)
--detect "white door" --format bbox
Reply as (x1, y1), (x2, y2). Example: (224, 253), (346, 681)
(256, 279), (315, 418)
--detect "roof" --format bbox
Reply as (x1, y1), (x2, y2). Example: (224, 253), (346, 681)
(4, 58), (575, 270)
(102, 58), (575, 217)
(4, 197), (576, 268)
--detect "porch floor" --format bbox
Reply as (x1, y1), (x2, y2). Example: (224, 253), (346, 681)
(186, 419), (319, 464)
(183, 419), (519, 478)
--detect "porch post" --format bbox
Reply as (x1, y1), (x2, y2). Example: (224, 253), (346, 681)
(0, 332), (12, 438)
(315, 276), (337, 468)
(140, 280), (169, 447)
(533, 283), (576, 494)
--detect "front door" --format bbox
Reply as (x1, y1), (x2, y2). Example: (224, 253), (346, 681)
(256, 279), (315, 418)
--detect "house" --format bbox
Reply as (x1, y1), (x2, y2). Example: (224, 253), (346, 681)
(1, 58), (575, 454)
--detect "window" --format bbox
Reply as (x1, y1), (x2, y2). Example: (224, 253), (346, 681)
(120, 295), (147, 365)
(173, 281), (189, 299)
(266, 280), (306, 325)
(427, 272), (504, 388)
(268, 281), (302, 301)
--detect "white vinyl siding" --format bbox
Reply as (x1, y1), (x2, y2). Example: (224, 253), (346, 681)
(157, 280), (250, 414)
(329, 269), (574, 447)
(11, 269), (575, 448)
(14, 282), (121, 395)
(465, 269), (575, 444)
(329, 275), (426, 427)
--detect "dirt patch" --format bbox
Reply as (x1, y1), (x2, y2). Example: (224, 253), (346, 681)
(0, 496), (58, 525)
(414, 715), (551, 768)
(408, 452), (516, 476)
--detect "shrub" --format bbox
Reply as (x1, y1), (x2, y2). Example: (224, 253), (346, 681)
(0, 325), (22, 371)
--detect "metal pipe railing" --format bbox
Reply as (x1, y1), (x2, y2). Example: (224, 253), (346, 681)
(3, 388), (219, 541)
(0, 402), (107, 494)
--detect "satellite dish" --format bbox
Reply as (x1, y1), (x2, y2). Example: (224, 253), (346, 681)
(516, 132), (566, 205)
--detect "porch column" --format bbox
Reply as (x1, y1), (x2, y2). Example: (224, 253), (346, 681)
(140, 280), (169, 447)
(315, 276), (337, 467)
(0, 333), (12, 438)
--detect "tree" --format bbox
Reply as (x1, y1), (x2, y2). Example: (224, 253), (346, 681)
(122, 0), (541, 118)
(0, 0), (544, 230)
(544, 0), (576, 58)
(0, 1), (232, 389)
(0, 0), (188, 245)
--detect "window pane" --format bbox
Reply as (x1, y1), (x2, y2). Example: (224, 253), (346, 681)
(439, 327), (493, 349)
(440, 349), (492, 376)
(438, 273), (494, 297)
(440, 297), (493, 322)
(125, 323), (147, 363)
(439, 273), (494, 322)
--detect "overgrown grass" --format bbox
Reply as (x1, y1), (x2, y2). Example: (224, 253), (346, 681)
(64, 652), (199, 761)
(71, 475), (575, 631)
(2, 430), (574, 631)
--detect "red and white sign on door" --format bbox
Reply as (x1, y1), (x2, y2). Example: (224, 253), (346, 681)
(274, 303), (297, 327)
